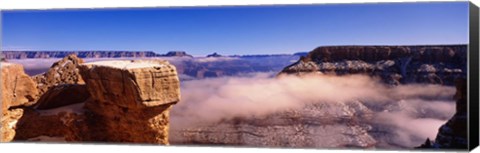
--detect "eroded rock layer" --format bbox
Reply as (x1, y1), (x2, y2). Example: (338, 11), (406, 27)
(281, 45), (467, 85)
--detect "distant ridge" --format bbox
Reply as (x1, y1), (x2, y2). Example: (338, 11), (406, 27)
(0, 51), (194, 59)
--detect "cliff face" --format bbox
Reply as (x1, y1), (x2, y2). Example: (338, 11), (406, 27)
(1, 63), (39, 109)
(77, 60), (180, 143)
(280, 45), (467, 85)
(1, 59), (181, 144)
(1, 63), (39, 142)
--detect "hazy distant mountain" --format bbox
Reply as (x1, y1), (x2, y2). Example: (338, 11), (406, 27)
(206, 52), (222, 57)
(5, 51), (300, 77)
(0, 51), (197, 59)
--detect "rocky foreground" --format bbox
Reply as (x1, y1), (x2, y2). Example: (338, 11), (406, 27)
(1, 55), (181, 143)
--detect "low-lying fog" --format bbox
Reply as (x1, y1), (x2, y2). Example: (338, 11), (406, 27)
(170, 72), (456, 148)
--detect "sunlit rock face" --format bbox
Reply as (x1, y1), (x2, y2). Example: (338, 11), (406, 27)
(281, 45), (467, 85)
(1, 63), (39, 142)
(78, 60), (181, 143)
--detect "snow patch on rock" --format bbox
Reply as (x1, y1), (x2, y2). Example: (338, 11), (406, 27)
(83, 60), (167, 69)
(37, 103), (85, 116)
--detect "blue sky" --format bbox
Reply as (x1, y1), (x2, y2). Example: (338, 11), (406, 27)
(1, 2), (469, 56)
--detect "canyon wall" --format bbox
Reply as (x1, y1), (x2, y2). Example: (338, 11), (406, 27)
(281, 45), (467, 85)
(1, 63), (39, 142)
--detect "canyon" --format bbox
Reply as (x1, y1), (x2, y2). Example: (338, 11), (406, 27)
(169, 45), (468, 149)
(0, 45), (468, 150)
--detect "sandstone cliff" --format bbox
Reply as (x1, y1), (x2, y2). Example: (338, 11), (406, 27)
(1, 63), (39, 142)
(77, 60), (180, 143)
(280, 45), (467, 85)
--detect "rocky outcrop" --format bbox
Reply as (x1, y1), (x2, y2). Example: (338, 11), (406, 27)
(33, 54), (85, 95)
(1, 63), (39, 142)
(417, 78), (467, 149)
(281, 45), (467, 85)
(77, 60), (180, 143)
(2, 59), (181, 144)
(1, 63), (39, 109)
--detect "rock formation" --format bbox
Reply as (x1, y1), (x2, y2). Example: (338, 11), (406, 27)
(33, 54), (85, 95)
(77, 60), (181, 143)
(281, 45), (467, 85)
(206, 52), (222, 57)
(1, 62), (39, 142)
(1, 59), (181, 144)
(1, 63), (39, 109)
